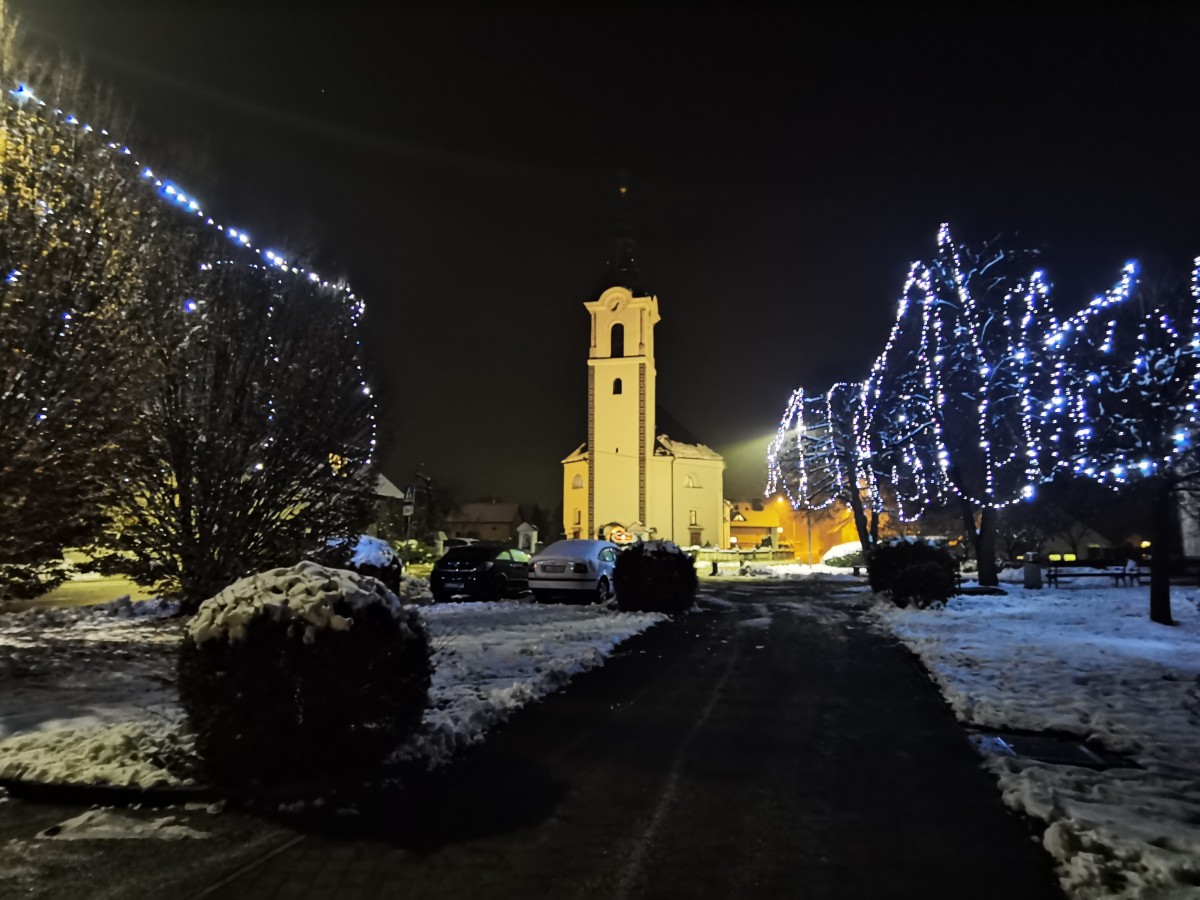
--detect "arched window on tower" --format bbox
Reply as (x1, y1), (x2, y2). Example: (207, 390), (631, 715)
(613, 378), (623, 395)
(572, 474), (583, 489)
(610, 323), (625, 358)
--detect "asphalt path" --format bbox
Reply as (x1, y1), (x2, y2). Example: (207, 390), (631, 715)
(208, 579), (1063, 899)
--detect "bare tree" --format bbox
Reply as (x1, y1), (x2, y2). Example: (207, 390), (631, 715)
(0, 11), (156, 598)
(93, 227), (378, 611)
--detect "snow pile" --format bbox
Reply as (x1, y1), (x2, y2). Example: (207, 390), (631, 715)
(187, 561), (407, 644)
(744, 561), (864, 581)
(349, 534), (398, 569)
(0, 717), (194, 788)
(821, 540), (861, 563)
(397, 573), (433, 603)
(4, 595), (177, 629)
(37, 808), (208, 840)
(398, 600), (664, 769)
(874, 585), (1200, 899)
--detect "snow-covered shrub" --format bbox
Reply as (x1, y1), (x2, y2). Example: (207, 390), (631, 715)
(317, 534), (404, 594)
(868, 538), (957, 603)
(178, 561), (431, 790)
(614, 541), (697, 614)
(822, 541), (865, 569)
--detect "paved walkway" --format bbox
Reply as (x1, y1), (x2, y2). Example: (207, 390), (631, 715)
(203, 581), (1062, 899)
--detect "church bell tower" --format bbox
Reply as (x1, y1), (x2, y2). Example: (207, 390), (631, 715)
(584, 181), (660, 537)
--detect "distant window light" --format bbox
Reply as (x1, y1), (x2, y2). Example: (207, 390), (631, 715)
(1048, 553), (1062, 562)
(613, 377), (623, 395)
(611, 323), (625, 358)
(572, 474), (583, 489)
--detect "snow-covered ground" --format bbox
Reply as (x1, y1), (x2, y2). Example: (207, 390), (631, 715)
(874, 583), (1200, 900)
(0, 583), (664, 790)
(744, 561), (864, 580)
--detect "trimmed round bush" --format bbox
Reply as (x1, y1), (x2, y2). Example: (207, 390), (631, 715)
(890, 560), (956, 609)
(869, 538), (958, 608)
(868, 537), (957, 597)
(614, 541), (697, 614)
(178, 561), (431, 790)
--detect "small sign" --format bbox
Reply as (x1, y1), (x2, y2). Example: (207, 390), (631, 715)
(404, 485), (416, 502)
(402, 503), (415, 516)
(608, 528), (635, 545)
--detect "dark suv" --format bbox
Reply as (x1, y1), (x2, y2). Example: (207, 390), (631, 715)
(430, 544), (531, 602)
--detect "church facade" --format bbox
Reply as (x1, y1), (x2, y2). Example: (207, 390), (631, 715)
(561, 282), (726, 546)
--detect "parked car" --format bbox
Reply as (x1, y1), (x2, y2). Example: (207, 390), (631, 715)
(529, 539), (620, 603)
(430, 544), (530, 602)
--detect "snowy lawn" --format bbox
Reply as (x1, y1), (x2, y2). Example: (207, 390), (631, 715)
(0, 585), (664, 789)
(874, 582), (1200, 900)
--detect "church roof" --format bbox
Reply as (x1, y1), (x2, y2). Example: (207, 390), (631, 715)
(655, 405), (702, 446)
(562, 443), (588, 464)
(656, 435), (723, 461)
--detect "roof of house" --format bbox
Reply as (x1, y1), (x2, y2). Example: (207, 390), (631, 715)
(374, 474), (405, 499)
(562, 443), (588, 464)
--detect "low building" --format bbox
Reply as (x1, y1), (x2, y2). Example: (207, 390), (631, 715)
(445, 501), (523, 543)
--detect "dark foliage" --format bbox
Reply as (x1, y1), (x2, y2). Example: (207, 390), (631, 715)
(0, 26), (156, 599)
(890, 560), (957, 609)
(868, 538), (957, 597)
(178, 593), (431, 790)
(613, 542), (697, 614)
(91, 228), (377, 612)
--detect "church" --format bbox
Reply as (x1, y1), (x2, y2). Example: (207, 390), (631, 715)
(561, 188), (726, 546)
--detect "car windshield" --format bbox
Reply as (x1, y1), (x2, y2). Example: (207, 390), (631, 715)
(441, 547), (499, 563)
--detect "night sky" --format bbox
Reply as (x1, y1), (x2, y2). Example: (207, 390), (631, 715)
(13, 2), (1200, 507)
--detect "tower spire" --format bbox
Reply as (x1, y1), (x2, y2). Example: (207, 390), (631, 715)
(599, 170), (644, 295)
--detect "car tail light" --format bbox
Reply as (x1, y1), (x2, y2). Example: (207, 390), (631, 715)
(572, 562), (588, 574)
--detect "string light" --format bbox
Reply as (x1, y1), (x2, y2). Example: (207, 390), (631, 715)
(4, 77), (379, 466)
(769, 226), (1200, 528)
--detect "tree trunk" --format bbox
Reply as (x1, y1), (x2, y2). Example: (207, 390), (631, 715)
(976, 506), (999, 587)
(960, 498), (998, 587)
(1149, 481), (1175, 626)
(847, 488), (872, 558)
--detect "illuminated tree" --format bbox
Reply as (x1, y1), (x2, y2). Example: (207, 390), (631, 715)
(1042, 262), (1200, 625)
(0, 4), (379, 608)
(767, 382), (882, 556)
(862, 226), (1052, 586)
(0, 15), (157, 598)
(93, 228), (378, 611)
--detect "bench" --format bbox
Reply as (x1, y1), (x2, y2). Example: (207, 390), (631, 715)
(1045, 566), (1145, 587)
